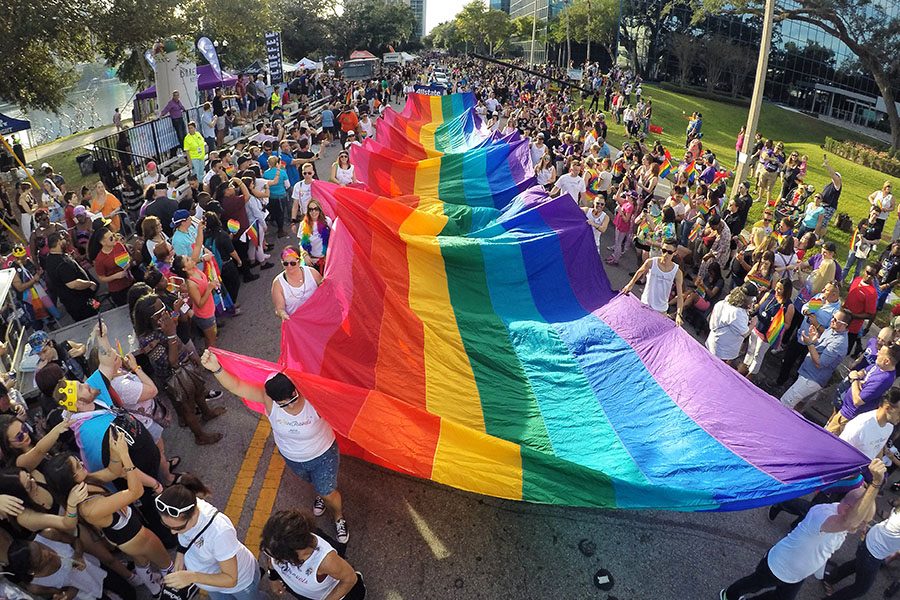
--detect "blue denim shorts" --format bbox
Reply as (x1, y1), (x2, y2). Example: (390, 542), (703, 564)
(282, 441), (340, 496)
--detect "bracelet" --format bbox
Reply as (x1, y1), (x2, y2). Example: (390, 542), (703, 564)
(123, 466), (136, 472)
(66, 512), (78, 518)
(212, 366), (223, 375)
(109, 459), (121, 463)
(167, 335), (177, 340)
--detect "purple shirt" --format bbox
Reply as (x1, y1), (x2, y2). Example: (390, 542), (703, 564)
(699, 165), (717, 185)
(840, 362), (895, 420)
(160, 98), (185, 120)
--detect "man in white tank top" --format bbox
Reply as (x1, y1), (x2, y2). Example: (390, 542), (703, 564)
(621, 237), (684, 326)
(200, 351), (350, 544)
(261, 510), (365, 600)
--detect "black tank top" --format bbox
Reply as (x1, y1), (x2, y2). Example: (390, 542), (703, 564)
(821, 181), (841, 209)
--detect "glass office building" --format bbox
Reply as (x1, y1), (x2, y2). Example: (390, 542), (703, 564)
(655, 1), (899, 134)
(490, 0), (510, 12)
(406, 0), (426, 38)
(508, 0), (566, 63)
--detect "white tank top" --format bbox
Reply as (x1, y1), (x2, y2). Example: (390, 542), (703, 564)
(587, 210), (608, 232)
(267, 397), (336, 462)
(277, 269), (319, 316)
(640, 258), (679, 312)
(272, 534), (340, 600)
(335, 164), (354, 185)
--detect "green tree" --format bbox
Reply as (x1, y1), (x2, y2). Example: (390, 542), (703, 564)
(92, 0), (187, 86)
(283, 0), (338, 59)
(482, 9), (515, 55)
(563, 0), (618, 63)
(427, 21), (466, 53)
(0, 0), (96, 110)
(455, 0), (488, 53)
(330, 0), (416, 57)
(705, 0), (900, 151)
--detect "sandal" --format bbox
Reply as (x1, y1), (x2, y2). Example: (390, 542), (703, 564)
(167, 456), (181, 472)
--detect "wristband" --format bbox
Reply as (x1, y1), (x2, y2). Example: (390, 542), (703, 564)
(66, 512), (78, 518)
(123, 466), (136, 472)
(212, 366), (223, 375)
(167, 335), (178, 341)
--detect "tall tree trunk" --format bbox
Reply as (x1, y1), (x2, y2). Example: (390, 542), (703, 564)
(870, 67), (900, 152)
(586, 6), (592, 64)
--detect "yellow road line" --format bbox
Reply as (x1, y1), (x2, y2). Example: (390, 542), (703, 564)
(223, 417), (272, 526)
(243, 446), (286, 551)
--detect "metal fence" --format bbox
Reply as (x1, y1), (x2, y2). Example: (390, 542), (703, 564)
(88, 101), (241, 184)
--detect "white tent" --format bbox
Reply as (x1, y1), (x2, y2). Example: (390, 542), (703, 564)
(297, 57), (323, 70)
(400, 52), (418, 62)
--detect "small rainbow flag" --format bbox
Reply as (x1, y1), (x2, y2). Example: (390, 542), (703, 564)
(697, 203), (710, 218)
(227, 219), (240, 234)
(659, 150), (673, 179)
(746, 273), (771, 290)
(613, 160), (625, 176)
(688, 221), (703, 242)
(247, 220), (260, 247)
(765, 306), (786, 345)
(683, 160), (696, 184)
(805, 297), (824, 313)
(114, 251), (130, 270)
(696, 281), (707, 298)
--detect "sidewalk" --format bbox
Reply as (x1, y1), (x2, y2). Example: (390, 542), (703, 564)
(24, 121), (131, 163)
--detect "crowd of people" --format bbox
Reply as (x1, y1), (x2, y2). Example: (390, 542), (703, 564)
(0, 53), (896, 600)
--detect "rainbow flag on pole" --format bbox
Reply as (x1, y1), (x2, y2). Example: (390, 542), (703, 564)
(765, 306), (786, 346)
(211, 92), (868, 511)
(659, 150), (673, 179)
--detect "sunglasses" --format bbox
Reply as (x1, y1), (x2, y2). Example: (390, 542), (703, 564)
(276, 393), (299, 408)
(662, 248), (676, 255)
(155, 496), (196, 519)
(309, 207), (321, 212)
(832, 317), (849, 326)
(11, 424), (30, 444)
(282, 260), (298, 267)
(763, 218), (772, 222)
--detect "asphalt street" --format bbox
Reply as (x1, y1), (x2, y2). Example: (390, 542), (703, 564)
(154, 127), (897, 600)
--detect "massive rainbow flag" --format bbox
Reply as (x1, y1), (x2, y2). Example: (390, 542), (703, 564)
(213, 93), (868, 511)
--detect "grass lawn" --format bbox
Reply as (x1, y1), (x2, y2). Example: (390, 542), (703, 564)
(587, 83), (895, 261)
(42, 147), (101, 194)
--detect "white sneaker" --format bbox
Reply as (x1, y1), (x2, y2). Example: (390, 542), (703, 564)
(335, 518), (349, 544)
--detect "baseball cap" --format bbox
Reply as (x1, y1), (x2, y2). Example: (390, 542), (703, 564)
(28, 331), (50, 355)
(73, 205), (87, 218)
(171, 209), (190, 228)
(740, 282), (759, 298)
(147, 161), (157, 171)
(40, 162), (51, 170)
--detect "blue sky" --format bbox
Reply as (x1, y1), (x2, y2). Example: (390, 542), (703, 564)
(425, 0), (469, 34)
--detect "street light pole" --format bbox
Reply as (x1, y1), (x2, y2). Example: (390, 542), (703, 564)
(530, 0), (538, 64)
(730, 0), (775, 199)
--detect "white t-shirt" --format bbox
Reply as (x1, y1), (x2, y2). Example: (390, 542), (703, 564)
(767, 503), (846, 584)
(178, 500), (258, 593)
(555, 173), (586, 202)
(867, 509), (900, 560)
(840, 411), (893, 459)
(706, 302), (750, 361)
(872, 191), (894, 221)
(292, 180), (313, 215)
(596, 170), (612, 193)
(529, 143), (547, 166)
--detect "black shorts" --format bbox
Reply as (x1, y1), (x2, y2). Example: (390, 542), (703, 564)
(103, 507), (143, 546)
